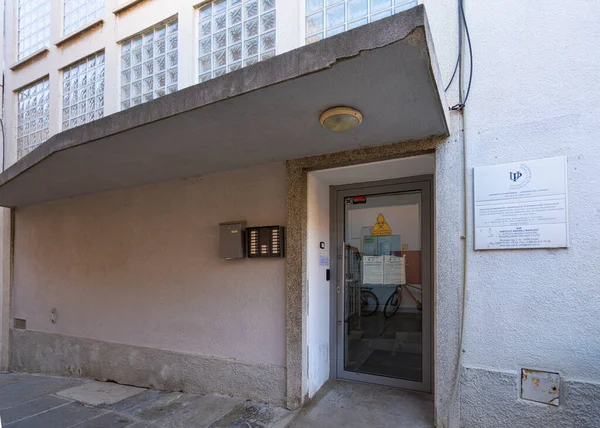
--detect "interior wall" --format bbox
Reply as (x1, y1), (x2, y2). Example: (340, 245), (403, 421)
(306, 173), (331, 397)
(346, 203), (421, 309)
(346, 203), (421, 250)
(12, 162), (287, 368)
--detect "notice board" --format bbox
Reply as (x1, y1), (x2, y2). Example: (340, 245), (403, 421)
(362, 255), (406, 285)
(474, 156), (568, 250)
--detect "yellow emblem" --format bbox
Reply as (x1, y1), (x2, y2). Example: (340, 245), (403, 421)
(371, 213), (392, 236)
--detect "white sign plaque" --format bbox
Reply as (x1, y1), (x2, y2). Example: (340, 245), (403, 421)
(474, 156), (568, 250)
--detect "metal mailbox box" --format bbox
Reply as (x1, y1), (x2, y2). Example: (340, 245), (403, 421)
(219, 221), (246, 260)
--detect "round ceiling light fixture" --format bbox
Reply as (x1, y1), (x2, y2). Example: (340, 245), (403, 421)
(320, 107), (363, 133)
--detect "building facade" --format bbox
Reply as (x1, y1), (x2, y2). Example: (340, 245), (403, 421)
(0, 1), (599, 427)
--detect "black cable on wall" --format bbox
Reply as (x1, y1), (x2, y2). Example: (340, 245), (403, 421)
(446, 0), (473, 111)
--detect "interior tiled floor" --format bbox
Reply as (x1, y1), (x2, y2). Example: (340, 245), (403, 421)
(346, 311), (423, 381)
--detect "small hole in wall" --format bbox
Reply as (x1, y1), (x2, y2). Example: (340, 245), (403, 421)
(14, 318), (27, 330)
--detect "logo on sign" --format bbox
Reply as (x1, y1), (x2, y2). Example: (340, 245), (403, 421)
(509, 171), (522, 182)
(509, 164), (532, 190)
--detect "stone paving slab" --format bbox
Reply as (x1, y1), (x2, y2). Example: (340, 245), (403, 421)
(133, 392), (203, 422)
(0, 375), (83, 409)
(156, 394), (242, 428)
(0, 374), (436, 428)
(0, 373), (295, 428)
(124, 423), (158, 428)
(209, 401), (294, 428)
(105, 389), (165, 414)
(0, 375), (28, 388)
(0, 395), (69, 424)
(68, 411), (133, 428)
(56, 381), (146, 406)
(6, 402), (104, 428)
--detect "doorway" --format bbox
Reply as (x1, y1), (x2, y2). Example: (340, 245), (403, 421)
(331, 176), (432, 392)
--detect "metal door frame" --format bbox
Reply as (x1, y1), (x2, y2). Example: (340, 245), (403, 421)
(329, 175), (433, 392)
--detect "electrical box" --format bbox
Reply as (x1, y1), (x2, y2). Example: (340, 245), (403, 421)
(247, 226), (285, 258)
(219, 221), (246, 260)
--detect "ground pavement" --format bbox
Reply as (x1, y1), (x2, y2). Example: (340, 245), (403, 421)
(0, 373), (434, 427)
(0, 373), (293, 427)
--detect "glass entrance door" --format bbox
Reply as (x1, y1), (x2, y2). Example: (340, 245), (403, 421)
(333, 178), (432, 392)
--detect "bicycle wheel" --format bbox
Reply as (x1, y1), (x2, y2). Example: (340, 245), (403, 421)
(360, 290), (379, 316)
(383, 289), (402, 318)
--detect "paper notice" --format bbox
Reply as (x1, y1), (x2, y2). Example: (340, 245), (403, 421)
(383, 256), (406, 285)
(363, 256), (384, 284)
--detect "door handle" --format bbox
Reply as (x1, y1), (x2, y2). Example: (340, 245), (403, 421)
(340, 242), (346, 296)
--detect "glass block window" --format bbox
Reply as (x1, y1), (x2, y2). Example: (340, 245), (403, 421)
(63, 0), (105, 36)
(120, 19), (179, 110)
(62, 52), (105, 131)
(306, 0), (417, 44)
(17, 0), (51, 60)
(16, 78), (50, 159)
(197, 0), (276, 83)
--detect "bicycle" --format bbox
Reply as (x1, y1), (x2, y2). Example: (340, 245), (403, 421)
(383, 283), (422, 318)
(360, 287), (379, 317)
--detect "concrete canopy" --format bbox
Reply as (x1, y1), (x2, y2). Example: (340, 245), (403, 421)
(0, 6), (447, 208)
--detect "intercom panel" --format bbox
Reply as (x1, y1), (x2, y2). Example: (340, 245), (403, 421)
(247, 226), (285, 258)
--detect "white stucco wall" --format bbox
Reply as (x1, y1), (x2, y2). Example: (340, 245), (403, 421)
(460, 0), (600, 380)
(306, 173), (331, 398)
(415, 0), (600, 424)
(12, 162), (287, 367)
